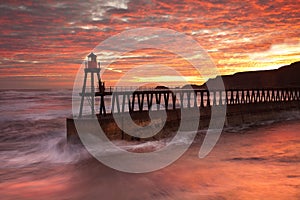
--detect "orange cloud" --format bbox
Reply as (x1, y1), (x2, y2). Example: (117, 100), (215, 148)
(0, 0), (299, 88)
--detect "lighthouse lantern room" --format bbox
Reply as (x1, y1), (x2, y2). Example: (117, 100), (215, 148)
(87, 52), (98, 69)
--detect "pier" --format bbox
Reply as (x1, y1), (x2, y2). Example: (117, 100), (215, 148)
(68, 86), (300, 141)
(67, 53), (300, 141)
(78, 84), (300, 115)
(104, 87), (300, 114)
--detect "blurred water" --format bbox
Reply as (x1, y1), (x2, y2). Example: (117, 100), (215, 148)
(0, 90), (299, 200)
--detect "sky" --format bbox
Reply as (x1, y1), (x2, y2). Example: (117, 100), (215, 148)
(0, 0), (299, 89)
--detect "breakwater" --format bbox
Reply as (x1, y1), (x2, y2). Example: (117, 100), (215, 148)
(67, 88), (300, 142)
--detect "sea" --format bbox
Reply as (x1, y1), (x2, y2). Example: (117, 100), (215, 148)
(0, 89), (299, 200)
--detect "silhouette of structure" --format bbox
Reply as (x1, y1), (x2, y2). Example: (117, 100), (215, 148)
(77, 59), (300, 116)
(108, 88), (300, 114)
(70, 60), (300, 141)
(79, 53), (106, 117)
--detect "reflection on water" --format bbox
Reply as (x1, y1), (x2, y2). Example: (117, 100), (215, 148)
(1, 90), (299, 199)
(1, 121), (300, 200)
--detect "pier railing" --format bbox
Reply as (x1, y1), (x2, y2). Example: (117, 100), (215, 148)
(94, 86), (183, 93)
(108, 88), (300, 114)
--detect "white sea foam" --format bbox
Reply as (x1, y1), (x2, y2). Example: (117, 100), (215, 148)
(1, 89), (299, 169)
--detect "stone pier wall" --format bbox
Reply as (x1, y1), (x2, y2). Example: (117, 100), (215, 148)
(67, 101), (300, 142)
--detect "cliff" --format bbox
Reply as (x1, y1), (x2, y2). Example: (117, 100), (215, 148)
(203, 61), (300, 89)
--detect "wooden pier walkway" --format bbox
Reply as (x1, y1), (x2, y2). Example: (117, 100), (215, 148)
(85, 87), (300, 115)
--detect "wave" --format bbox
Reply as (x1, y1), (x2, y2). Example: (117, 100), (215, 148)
(1, 89), (299, 170)
(0, 89), (72, 123)
(223, 110), (300, 133)
(0, 137), (89, 169)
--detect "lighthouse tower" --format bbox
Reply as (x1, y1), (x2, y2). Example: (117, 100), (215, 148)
(79, 53), (105, 117)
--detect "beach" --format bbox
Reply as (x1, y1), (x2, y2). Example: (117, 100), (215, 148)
(0, 90), (300, 200)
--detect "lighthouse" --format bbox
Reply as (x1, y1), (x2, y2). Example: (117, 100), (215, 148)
(79, 53), (106, 117)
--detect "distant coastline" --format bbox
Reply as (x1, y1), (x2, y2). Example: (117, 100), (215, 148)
(184, 61), (300, 90)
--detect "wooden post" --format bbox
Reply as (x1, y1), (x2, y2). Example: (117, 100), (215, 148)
(172, 93), (176, 110)
(187, 91), (191, 108)
(200, 91), (204, 108)
(235, 90), (240, 104)
(100, 95), (106, 115)
(155, 92), (161, 110)
(180, 92), (184, 108)
(131, 93), (135, 112)
(230, 90), (234, 104)
(241, 90), (245, 104)
(164, 92), (169, 110)
(213, 91), (216, 106)
(219, 91), (223, 105)
(127, 94), (132, 112)
(246, 90), (250, 103)
(122, 94), (126, 112)
(265, 89), (270, 102)
(207, 90), (210, 107)
(194, 91), (198, 107)
(225, 90), (229, 105)
(79, 72), (88, 117)
(137, 93), (144, 111)
(146, 93), (153, 110)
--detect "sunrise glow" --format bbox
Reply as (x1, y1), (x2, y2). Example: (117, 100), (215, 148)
(0, 0), (299, 88)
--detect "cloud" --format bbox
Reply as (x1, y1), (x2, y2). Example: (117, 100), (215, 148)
(248, 41), (300, 63)
(0, 0), (299, 88)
